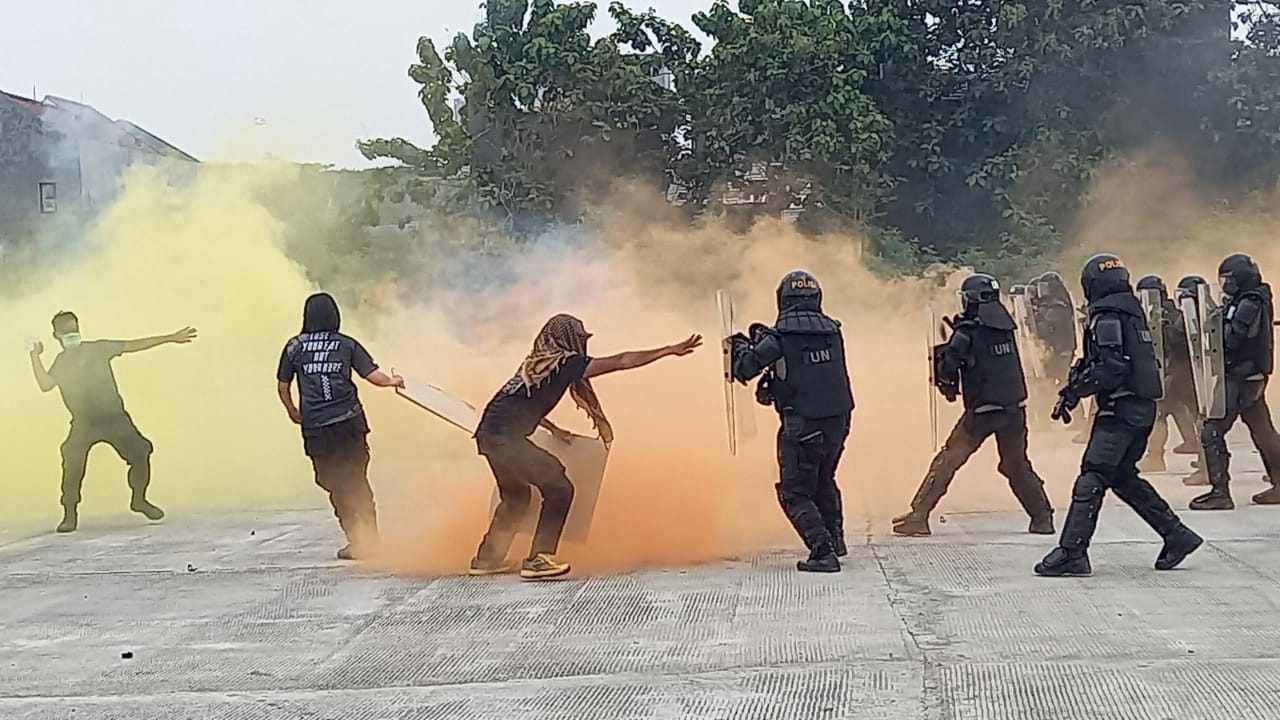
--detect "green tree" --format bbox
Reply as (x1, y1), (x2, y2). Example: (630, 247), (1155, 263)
(359, 0), (697, 233)
(680, 0), (895, 225)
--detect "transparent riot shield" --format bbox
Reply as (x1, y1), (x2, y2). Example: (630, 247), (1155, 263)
(716, 289), (757, 455)
(1009, 290), (1045, 380)
(1198, 284), (1227, 420)
(926, 303), (947, 452)
(1180, 295), (1208, 416)
(1138, 287), (1167, 400)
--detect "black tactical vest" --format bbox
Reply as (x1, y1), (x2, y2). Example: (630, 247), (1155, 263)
(770, 310), (855, 420)
(1087, 297), (1162, 402)
(958, 324), (1028, 411)
(1226, 286), (1275, 378)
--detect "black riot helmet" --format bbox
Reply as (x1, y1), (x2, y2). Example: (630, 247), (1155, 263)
(959, 273), (1000, 313)
(959, 273), (1015, 329)
(1080, 254), (1131, 302)
(777, 270), (823, 312)
(1176, 274), (1208, 301)
(1217, 253), (1262, 297)
(1136, 274), (1167, 301)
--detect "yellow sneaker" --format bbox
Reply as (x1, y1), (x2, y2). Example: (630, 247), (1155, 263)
(519, 553), (571, 580)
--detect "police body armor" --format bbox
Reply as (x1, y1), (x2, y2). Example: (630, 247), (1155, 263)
(955, 320), (1028, 412)
(1087, 296), (1163, 411)
(769, 309), (855, 420)
(1225, 285), (1275, 379)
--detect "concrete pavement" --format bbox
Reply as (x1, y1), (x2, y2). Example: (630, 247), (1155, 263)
(3, 436), (1280, 719)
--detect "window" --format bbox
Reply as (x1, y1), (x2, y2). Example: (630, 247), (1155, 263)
(38, 182), (57, 214)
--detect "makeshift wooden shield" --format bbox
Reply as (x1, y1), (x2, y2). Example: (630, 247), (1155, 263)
(395, 379), (610, 543)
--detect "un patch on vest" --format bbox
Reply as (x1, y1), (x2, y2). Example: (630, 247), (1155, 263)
(806, 348), (833, 364)
(992, 341), (1014, 356)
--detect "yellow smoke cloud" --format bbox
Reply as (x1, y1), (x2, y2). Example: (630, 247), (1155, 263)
(0, 163), (321, 529)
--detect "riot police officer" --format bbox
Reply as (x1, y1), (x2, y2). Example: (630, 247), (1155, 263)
(1035, 254), (1202, 577)
(729, 270), (854, 572)
(1189, 253), (1280, 509)
(1135, 275), (1201, 473)
(892, 273), (1055, 537)
(1031, 271), (1079, 388)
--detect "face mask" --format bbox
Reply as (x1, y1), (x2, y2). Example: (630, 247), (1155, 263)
(1220, 275), (1237, 298)
(59, 333), (82, 348)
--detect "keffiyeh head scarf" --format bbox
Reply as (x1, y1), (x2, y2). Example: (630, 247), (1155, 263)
(519, 314), (614, 445)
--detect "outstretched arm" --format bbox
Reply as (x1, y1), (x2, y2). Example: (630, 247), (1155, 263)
(30, 343), (55, 392)
(584, 334), (703, 379)
(120, 327), (198, 354)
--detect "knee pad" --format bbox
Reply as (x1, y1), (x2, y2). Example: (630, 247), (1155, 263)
(1071, 473), (1106, 503)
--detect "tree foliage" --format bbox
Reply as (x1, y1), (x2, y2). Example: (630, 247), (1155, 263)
(360, 0), (1280, 274)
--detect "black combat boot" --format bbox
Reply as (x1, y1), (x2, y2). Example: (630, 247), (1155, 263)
(891, 511), (931, 537)
(796, 544), (841, 573)
(1028, 514), (1055, 535)
(1252, 484), (1280, 505)
(1189, 489), (1234, 511)
(1155, 526), (1204, 570)
(1034, 547), (1092, 577)
(56, 507), (78, 534)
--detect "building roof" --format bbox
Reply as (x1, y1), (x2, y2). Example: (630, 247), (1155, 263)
(1, 88), (197, 162)
(0, 90), (45, 114)
(114, 120), (198, 163)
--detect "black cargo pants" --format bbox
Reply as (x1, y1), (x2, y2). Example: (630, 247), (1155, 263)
(776, 413), (849, 555)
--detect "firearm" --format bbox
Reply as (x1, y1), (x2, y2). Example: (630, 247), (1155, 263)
(1051, 358), (1086, 424)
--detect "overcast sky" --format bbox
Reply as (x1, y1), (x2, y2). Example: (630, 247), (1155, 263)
(0, 1), (709, 168)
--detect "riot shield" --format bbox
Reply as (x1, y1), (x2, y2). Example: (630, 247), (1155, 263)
(1138, 288), (1167, 400)
(1180, 296), (1208, 416)
(715, 289), (757, 456)
(925, 303), (946, 452)
(396, 379), (611, 544)
(1009, 289), (1046, 380)
(1198, 284), (1227, 420)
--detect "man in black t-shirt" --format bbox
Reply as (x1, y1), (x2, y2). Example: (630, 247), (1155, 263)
(276, 293), (404, 560)
(471, 314), (702, 580)
(30, 311), (197, 533)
